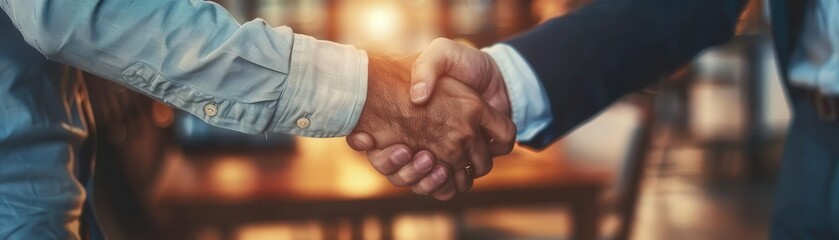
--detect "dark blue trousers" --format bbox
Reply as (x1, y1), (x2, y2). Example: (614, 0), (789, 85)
(771, 96), (839, 239)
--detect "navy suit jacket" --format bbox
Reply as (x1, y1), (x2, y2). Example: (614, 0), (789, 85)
(505, 0), (808, 149)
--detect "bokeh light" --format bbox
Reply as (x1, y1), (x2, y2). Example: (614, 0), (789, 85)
(210, 157), (259, 198)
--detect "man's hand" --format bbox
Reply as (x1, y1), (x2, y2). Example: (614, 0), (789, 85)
(349, 40), (515, 200)
(411, 38), (511, 117)
(350, 54), (515, 200)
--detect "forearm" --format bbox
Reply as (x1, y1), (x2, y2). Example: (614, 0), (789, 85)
(505, 0), (747, 148)
(0, 0), (367, 137)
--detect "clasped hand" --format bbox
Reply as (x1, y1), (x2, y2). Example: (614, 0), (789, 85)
(350, 39), (515, 200)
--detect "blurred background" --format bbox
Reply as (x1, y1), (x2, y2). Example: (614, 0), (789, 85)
(82, 0), (789, 239)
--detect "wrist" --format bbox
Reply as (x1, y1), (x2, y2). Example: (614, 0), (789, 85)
(482, 44), (552, 141)
(355, 55), (413, 146)
(483, 52), (512, 119)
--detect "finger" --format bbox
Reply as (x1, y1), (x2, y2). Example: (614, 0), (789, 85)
(410, 165), (449, 195)
(411, 38), (458, 104)
(447, 142), (471, 169)
(479, 103), (517, 156)
(367, 144), (412, 175)
(431, 176), (458, 201)
(347, 132), (376, 151)
(467, 134), (492, 178)
(386, 150), (435, 187)
(453, 169), (473, 192)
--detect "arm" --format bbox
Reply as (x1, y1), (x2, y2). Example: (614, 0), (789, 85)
(408, 0), (748, 148)
(0, 0), (366, 137)
(504, 0), (747, 148)
(351, 0), (748, 198)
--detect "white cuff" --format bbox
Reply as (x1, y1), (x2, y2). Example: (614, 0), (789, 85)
(271, 32), (368, 137)
(482, 44), (552, 142)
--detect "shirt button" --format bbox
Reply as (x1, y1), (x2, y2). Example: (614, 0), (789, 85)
(296, 117), (310, 129)
(204, 103), (218, 117)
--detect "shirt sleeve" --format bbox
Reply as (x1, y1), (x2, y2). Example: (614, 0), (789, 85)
(481, 44), (553, 142)
(0, 0), (367, 137)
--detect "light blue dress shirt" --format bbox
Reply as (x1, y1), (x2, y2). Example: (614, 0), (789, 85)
(482, 44), (553, 142)
(0, 0), (367, 238)
(789, 0), (839, 94)
(0, 14), (88, 239)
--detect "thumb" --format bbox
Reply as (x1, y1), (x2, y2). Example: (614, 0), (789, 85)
(346, 132), (376, 151)
(410, 38), (458, 105)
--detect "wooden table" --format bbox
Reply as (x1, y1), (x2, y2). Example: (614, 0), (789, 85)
(151, 137), (613, 240)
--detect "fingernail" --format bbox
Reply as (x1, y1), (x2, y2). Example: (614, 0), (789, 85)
(351, 135), (373, 150)
(413, 152), (433, 171)
(390, 148), (411, 166)
(431, 166), (447, 182)
(410, 82), (428, 102)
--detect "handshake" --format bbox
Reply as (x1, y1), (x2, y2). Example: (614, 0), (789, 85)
(347, 39), (517, 201)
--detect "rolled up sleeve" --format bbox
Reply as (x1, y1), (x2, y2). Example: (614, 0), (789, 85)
(0, 0), (368, 137)
(271, 34), (368, 137)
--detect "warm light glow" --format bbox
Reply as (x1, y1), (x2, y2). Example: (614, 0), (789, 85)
(335, 156), (385, 198)
(290, 137), (389, 198)
(151, 101), (174, 128)
(210, 157), (258, 198)
(236, 222), (322, 240)
(394, 214), (455, 240)
(362, 216), (382, 240)
(361, 3), (403, 42)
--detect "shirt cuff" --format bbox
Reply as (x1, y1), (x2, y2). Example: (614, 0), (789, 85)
(481, 44), (553, 142)
(269, 33), (369, 137)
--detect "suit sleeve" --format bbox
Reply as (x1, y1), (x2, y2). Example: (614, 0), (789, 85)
(505, 0), (748, 149)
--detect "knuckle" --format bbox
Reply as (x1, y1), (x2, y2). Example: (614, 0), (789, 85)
(388, 175), (409, 187)
(466, 104), (486, 120)
(457, 131), (475, 143)
(440, 38), (457, 47)
(411, 60), (427, 72)
(367, 150), (382, 163)
(371, 153), (395, 175)
(510, 123), (518, 135)
(496, 130), (516, 154)
(476, 160), (493, 177)
(372, 164), (391, 175)
(505, 124), (517, 141)
(378, 162), (398, 175)
(464, 128), (477, 138)
(434, 190), (455, 201)
(449, 151), (468, 165)
(499, 140), (515, 154)
(417, 180), (437, 193)
(508, 130), (517, 143)
(504, 142), (515, 153)
(434, 145), (466, 167)
(411, 185), (426, 195)
(502, 145), (514, 155)
(439, 145), (458, 159)
(397, 169), (420, 185)
(431, 37), (450, 47)
(464, 98), (483, 111)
